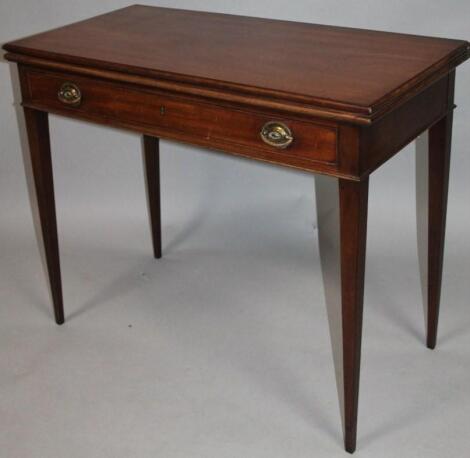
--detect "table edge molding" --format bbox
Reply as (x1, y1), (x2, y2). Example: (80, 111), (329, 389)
(4, 41), (469, 125)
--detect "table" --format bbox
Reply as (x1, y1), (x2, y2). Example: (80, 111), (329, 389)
(3, 6), (469, 453)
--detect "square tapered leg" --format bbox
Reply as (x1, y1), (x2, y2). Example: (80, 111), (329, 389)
(23, 108), (64, 325)
(315, 175), (369, 453)
(416, 110), (453, 349)
(142, 135), (162, 259)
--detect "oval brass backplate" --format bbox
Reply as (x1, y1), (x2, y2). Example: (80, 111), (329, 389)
(260, 121), (294, 149)
(58, 82), (82, 107)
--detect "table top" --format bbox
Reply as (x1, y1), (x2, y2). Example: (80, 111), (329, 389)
(3, 5), (469, 120)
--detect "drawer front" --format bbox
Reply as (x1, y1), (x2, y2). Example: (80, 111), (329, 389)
(23, 69), (338, 167)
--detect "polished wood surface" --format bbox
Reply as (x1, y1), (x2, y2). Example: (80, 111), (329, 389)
(22, 108), (64, 325)
(20, 68), (340, 174)
(360, 74), (452, 176)
(3, 5), (469, 454)
(3, 5), (469, 123)
(425, 74), (454, 349)
(142, 135), (162, 260)
(339, 178), (369, 453)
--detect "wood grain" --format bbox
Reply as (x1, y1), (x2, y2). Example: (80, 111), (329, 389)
(339, 178), (369, 453)
(4, 5), (469, 123)
(360, 74), (451, 176)
(23, 108), (64, 324)
(425, 71), (455, 349)
(142, 135), (162, 260)
(20, 66), (342, 175)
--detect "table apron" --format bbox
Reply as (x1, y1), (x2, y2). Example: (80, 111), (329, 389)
(18, 66), (356, 177)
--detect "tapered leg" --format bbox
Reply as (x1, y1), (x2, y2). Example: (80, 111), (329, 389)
(316, 176), (369, 453)
(339, 179), (369, 453)
(416, 112), (453, 349)
(23, 108), (64, 325)
(142, 135), (162, 259)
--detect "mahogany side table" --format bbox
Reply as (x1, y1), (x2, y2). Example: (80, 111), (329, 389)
(3, 6), (469, 453)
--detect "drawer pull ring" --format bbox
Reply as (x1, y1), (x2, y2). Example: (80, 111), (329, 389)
(58, 82), (82, 106)
(260, 121), (293, 149)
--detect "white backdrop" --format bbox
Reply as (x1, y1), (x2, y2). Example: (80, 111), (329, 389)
(0, 2), (469, 458)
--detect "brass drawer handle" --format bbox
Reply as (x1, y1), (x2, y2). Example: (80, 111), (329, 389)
(260, 121), (293, 149)
(58, 82), (82, 106)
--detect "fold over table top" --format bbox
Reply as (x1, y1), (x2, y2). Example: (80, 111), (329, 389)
(3, 5), (469, 124)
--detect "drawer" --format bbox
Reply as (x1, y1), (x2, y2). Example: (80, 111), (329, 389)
(22, 69), (338, 167)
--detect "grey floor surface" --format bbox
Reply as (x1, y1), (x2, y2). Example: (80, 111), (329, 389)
(1, 132), (470, 458)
